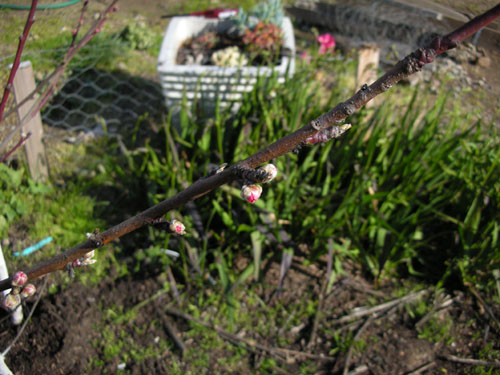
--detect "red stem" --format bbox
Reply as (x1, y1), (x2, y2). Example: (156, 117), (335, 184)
(0, 0), (119, 154)
(0, 132), (32, 164)
(0, 0), (38, 122)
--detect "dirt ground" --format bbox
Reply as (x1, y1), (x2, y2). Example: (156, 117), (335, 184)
(1, 260), (499, 375)
(0, 1), (499, 374)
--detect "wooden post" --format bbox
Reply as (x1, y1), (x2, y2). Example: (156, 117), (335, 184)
(357, 44), (380, 109)
(12, 61), (48, 181)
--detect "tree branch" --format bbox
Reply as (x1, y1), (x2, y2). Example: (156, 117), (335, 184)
(0, 0), (38, 122)
(0, 0), (119, 154)
(0, 3), (499, 292)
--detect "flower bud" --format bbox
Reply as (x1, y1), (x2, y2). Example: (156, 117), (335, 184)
(169, 219), (186, 235)
(258, 164), (278, 183)
(241, 184), (262, 203)
(12, 271), (27, 287)
(3, 293), (21, 311)
(21, 284), (36, 299)
(84, 250), (95, 259)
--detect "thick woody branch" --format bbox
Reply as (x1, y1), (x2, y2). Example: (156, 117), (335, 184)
(0, 3), (499, 292)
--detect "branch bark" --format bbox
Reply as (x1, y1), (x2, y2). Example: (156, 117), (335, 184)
(0, 3), (499, 292)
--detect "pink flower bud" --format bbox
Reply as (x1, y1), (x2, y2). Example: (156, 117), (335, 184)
(72, 258), (83, 268)
(241, 184), (262, 203)
(21, 284), (36, 299)
(12, 271), (27, 287)
(3, 293), (21, 311)
(169, 219), (186, 235)
(258, 164), (278, 183)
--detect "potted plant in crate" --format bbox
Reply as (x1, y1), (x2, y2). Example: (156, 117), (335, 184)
(157, 0), (295, 112)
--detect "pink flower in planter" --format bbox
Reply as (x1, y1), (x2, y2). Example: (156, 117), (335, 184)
(317, 33), (336, 54)
(240, 184), (263, 204)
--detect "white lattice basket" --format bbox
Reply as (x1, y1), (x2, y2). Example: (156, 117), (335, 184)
(157, 16), (295, 110)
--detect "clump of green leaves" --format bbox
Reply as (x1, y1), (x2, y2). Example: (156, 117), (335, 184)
(233, 0), (284, 31)
(119, 22), (157, 51)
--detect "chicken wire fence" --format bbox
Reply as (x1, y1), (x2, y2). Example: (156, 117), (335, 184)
(0, 41), (166, 142)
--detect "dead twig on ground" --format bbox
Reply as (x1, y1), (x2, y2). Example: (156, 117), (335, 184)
(439, 354), (500, 368)
(163, 306), (336, 363)
(402, 361), (436, 375)
(466, 284), (500, 330)
(415, 293), (454, 330)
(332, 290), (428, 325)
(154, 303), (186, 355)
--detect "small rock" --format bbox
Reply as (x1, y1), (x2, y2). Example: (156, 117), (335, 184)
(477, 56), (491, 68)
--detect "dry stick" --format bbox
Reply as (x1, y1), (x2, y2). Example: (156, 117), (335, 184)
(439, 354), (500, 368)
(0, 132), (31, 163)
(331, 290), (428, 325)
(466, 284), (500, 329)
(0, 0), (38, 122)
(414, 295), (453, 330)
(1, 4), (500, 292)
(154, 303), (186, 355)
(403, 361), (436, 375)
(163, 305), (336, 363)
(0, 0), (119, 154)
(342, 309), (383, 375)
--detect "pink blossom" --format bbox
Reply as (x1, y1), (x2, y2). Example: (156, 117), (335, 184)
(21, 284), (36, 299)
(12, 271), (27, 287)
(3, 294), (21, 311)
(169, 219), (186, 235)
(317, 33), (336, 54)
(240, 184), (263, 204)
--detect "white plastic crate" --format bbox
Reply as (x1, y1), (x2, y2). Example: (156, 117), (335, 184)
(157, 16), (295, 110)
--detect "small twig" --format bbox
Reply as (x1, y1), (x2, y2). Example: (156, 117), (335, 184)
(466, 284), (500, 329)
(154, 303), (186, 355)
(0, 131), (31, 164)
(403, 361), (436, 375)
(164, 306), (335, 363)
(2, 276), (48, 356)
(415, 294), (453, 330)
(0, 0), (119, 154)
(69, 0), (89, 51)
(332, 290), (428, 325)
(342, 311), (379, 375)
(0, 0), (38, 122)
(166, 265), (180, 304)
(348, 365), (369, 375)
(307, 276), (327, 349)
(439, 354), (500, 368)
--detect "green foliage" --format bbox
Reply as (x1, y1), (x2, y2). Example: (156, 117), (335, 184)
(102, 52), (499, 297)
(233, 0), (284, 31)
(119, 22), (157, 51)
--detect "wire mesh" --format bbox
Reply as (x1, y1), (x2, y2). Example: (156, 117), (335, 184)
(0, 1), (166, 150)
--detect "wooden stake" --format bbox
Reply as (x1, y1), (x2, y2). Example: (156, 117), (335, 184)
(12, 61), (48, 181)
